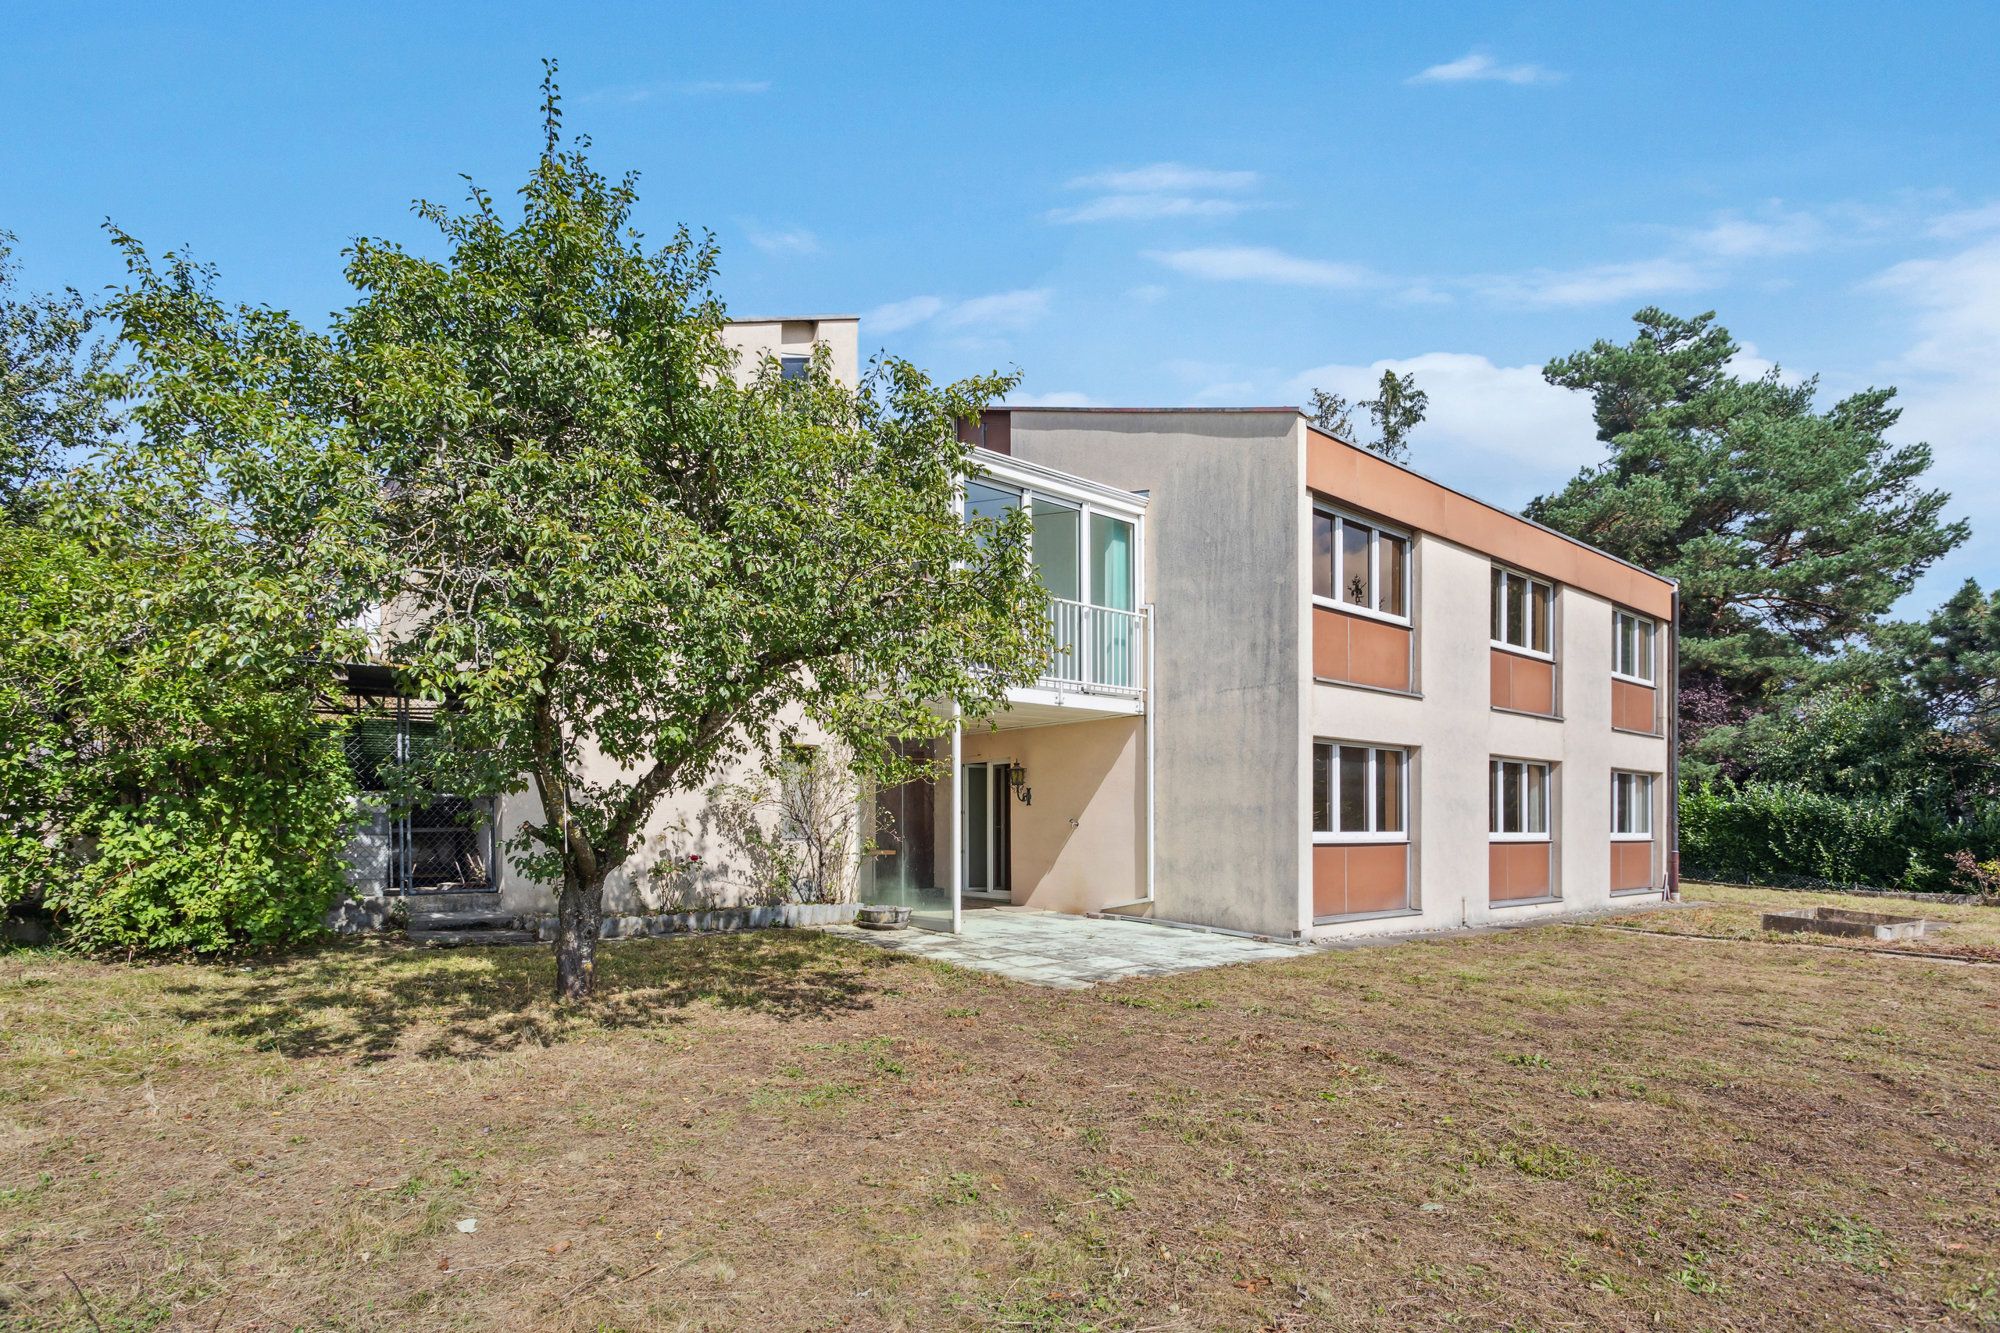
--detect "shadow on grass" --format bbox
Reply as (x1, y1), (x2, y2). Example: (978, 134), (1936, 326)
(163, 928), (909, 1063)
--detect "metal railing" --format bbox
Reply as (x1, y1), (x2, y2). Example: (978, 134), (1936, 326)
(1039, 597), (1146, 699)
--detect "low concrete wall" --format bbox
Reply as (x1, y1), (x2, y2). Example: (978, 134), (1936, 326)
(531, 900), (860, 941)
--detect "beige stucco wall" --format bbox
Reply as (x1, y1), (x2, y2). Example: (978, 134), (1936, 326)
(956, 716), (1146, 914)
(721, 316), (860, 387)
(1301, 525), (1670, 942)
(487, 706), (855, 917)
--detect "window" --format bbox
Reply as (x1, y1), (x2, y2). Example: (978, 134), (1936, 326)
(1490, 759), (1551, 839)
(1312, 742), (1408, 841)
(1312, 507), (1410, 622)
(779, 355), (809, 381)
(1612, 771), (1653, 838)
(964, 479), (1022, 547)
(1613, 610), (1655, 683)
(1491, 568), (1553, 655)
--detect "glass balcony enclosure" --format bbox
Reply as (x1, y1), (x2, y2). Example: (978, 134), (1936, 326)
(962, 449), (1148, 704)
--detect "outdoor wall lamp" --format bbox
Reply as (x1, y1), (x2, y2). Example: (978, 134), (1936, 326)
(1008, 766), (1032, 806)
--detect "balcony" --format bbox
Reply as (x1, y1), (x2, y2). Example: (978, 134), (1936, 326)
(1040, 596), (1146, 700)
(961, 445), (1149, 727)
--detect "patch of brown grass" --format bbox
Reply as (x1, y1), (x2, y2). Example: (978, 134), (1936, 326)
(1615, 880), (2000, 963)
(3, 913), (1998, 1330)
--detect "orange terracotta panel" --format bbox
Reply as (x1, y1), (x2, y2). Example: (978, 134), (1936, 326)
(1611, 840), (1654, 891)
(1489, 841), (1552, 903)
(1315, 843), (1411, 918)
(1613, 679), (1657, 733)
(1344, 843), (1409, 914)
(1347, 614), (1413, 692)
(1307, 427), (1673, 620)
(1312, 608), (1350, 682)
(1491, 650), (1556, 715)
(1312, 845), (1347, 918)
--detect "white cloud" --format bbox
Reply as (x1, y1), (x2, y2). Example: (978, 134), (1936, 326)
(865, 295), (946, 333)
(1864, 236), (2000, 601)
(941, 288), (1051, 329)
(1066, 164), (1259, 193)
(1147, 245), (1378, 289)
(1724, 341), (1805, 386)
(1053, 162), (1258, 226)
(743, 224), (819, 255)
(1408, 53), (1562, 86)
(1928, 201), (2000, 240)
(865, 289), (1052, 335)
(1049, 195), (1248, 224)
(1679, 207), (1826, 259)
(1287, 353), (1601, 503)
(1003, 390), (1096, 407)
(1474, 257), (1710, 307)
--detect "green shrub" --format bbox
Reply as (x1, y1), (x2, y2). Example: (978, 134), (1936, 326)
(1679, 779), (1999, 892)
(0, 523), (357, 954)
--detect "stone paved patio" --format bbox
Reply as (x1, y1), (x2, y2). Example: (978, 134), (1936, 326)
(823, 906), (1298, 988)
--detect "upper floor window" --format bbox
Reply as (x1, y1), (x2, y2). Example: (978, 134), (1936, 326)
(780, 355), (810, 381)
(1612, 771), (1654, 838)
(1491, 567), (1553, 656)
(1313, 506), (1409, 623)
(1613, 610), (1656, 684)
(1490, 758), (1551, 840)
(1313, 742), (1408, 841)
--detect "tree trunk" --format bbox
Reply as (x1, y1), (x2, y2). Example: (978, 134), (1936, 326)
(554, 866), (604, 1002)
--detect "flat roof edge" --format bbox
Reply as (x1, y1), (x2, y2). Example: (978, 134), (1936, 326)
(1302, 424), (1677, 590)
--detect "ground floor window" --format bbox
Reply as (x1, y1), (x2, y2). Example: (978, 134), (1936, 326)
(1612, 770), (1654, 838)
(1313, 742), (1408, 841)
(1490, 758), (1551, 839)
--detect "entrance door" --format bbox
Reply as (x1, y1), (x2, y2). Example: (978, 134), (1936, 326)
(960, 762), (1012, 899)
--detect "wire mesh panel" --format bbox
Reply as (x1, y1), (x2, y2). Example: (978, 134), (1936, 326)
(335, 691), (495, 894)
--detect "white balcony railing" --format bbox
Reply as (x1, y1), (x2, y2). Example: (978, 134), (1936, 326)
(1038, 597), (1146, 699)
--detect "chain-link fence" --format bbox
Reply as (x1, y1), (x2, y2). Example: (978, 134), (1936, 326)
(335, 691), (494, 894)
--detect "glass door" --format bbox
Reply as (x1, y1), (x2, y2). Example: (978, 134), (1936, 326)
(960, 761), (1011, 900)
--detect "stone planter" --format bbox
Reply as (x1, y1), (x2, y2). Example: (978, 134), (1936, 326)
(854, 903), (912, 931)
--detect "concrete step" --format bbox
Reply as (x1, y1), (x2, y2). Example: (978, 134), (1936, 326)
(401, 890), (505, 913)
(406, 910), (520, 930)
(408, 927), (540, 948)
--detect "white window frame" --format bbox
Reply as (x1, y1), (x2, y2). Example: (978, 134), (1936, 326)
(1312, 505), (1412, 627)
(1611, 770), (1654, 840)
(1312, 741), (1410, 844)
(965, 473), (1144, 613)
(1489, 757), (1553, 842)
(1612, 610), (1656, 685)
(1490, 566), (1556, 660)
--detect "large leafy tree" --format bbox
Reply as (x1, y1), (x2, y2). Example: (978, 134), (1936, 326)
(0, 230), (119, 518)
(1528, 308), (1966, 731)
(0, 237), (362, 952)
(114, 70), (1049, 998)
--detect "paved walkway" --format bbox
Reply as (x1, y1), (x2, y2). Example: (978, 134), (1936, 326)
(825, 906), (1298, 989)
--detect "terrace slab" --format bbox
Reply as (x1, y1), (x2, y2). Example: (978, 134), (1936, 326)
(823, 906), (1297, 987)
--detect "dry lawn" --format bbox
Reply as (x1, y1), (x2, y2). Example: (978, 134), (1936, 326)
(1615, 880), (2000, 963)
(3, 895), (1999, 1331)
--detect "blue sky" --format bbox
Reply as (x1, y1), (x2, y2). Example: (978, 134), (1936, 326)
(6, 2), (1997, 610)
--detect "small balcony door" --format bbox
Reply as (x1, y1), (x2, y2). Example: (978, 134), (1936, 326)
(960, 761), (1013, 899)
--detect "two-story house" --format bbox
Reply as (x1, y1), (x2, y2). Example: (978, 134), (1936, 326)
(340, 318), (1677, 945)
(897, 406), (1676, 941)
